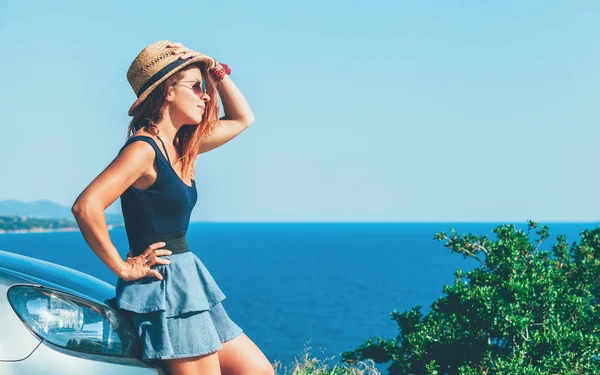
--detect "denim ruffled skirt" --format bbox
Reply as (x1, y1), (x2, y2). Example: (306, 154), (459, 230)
(114, 251), (243, 360)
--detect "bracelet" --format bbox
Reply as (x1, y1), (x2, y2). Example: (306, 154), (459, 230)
(210, 62), (231, 82)
(221, 63), (231, 75)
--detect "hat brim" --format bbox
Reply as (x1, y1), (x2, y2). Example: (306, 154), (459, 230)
(128, 54), (214, 116)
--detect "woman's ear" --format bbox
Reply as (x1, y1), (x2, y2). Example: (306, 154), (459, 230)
(165, 85), (175, 103)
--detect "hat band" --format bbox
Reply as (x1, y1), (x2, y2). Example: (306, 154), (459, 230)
(136, 56), (193, 97)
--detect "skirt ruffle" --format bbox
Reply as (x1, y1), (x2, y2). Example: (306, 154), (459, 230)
(114, 252), (226, 317)
(130, 302), (243, 360)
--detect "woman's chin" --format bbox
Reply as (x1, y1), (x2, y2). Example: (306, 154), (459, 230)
(183, 115), (203, 125)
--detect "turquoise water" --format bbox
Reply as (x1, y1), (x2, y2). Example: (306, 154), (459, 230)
(0, 222), (596, 367)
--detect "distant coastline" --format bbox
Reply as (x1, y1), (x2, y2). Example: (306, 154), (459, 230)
(0, 215), (123, 235)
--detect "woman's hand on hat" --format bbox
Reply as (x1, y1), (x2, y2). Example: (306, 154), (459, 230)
(119, 242), (173, 281)
(168, 41), (202, 60)
(167, 41), (217, 68)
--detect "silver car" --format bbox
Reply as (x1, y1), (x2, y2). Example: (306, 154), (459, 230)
(0, 249), (167, 374)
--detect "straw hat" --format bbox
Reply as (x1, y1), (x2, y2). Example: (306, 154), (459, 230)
(127, 40), (216, 116)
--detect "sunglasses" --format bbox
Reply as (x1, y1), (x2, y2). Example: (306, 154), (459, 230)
(174, 80), (207, 97)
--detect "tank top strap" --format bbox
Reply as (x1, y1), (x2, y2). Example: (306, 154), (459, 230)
(119, 135), (153, 154)
(119, 136), (170, 165)
(155, 136), (171, 165)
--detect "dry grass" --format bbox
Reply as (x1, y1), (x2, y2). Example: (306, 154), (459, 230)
(272, 342), (381, 375)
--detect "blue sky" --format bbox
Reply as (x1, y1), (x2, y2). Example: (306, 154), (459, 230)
(0, 1), (598, 222)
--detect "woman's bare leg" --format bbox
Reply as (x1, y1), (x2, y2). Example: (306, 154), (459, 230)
(217, 333), (274, 375)
(162, 351), (221, 375)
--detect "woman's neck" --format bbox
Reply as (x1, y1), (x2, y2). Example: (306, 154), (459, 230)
(155, 116), (180, 145)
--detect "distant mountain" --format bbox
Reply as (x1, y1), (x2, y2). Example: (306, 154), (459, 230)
(0, 200), (124, 225)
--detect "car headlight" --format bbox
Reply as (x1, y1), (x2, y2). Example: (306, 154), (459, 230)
(7, 285), (141, 358)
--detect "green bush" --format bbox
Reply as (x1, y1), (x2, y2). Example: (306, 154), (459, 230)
(342, 221), (600, 375)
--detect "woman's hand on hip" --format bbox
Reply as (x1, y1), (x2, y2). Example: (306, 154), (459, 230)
(119, 242), (172, 281)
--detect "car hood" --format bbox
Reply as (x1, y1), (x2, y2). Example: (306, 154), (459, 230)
(0, 249), (116, 308)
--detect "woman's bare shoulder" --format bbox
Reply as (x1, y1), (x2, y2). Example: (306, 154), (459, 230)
(120, 130), (157, 160)
(123, 129), (161, 148)
(127, 129), (158, 141)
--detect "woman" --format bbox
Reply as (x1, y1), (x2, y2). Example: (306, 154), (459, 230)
(72, 40), (273, 375)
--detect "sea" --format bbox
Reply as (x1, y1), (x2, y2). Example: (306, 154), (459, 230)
(0, 222), (596, 370)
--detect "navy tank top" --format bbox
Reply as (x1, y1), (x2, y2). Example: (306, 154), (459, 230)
(118, 136), (198, 256)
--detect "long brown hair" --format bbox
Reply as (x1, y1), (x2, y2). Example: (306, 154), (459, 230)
(126, 63), (219, 182)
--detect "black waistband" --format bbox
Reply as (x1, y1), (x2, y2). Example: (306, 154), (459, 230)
(131, 231), (190, 257)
